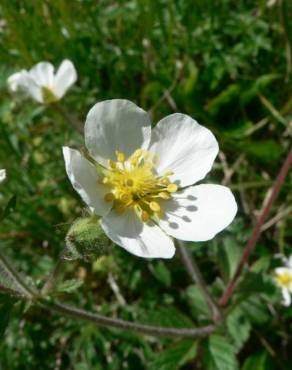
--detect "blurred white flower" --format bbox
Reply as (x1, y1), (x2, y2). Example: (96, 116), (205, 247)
(63, 99), (237, 259)
(0, 169), (6, 183)
(7, 60), (77, 104)
(274, 255), (292, 306)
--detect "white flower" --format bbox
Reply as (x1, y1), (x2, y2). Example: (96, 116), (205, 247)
(0, 169), (6, 183)
(7, 60), (77, 104)
(274, 256), (292, 306)
(63, 99), (237, 259)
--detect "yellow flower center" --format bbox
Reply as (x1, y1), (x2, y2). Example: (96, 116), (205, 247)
(41, 86), (58, 104)
(99, 149), (178, 222)
(275, 272), (292, 288)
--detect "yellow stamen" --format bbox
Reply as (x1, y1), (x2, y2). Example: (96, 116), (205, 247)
(108, 159), (117, 169)
(150, 201), (160, 212)
(100, 149), (178, 218)
(158, 192), (171, 199)
(115, 150), (125, 162)
(141, 211), (150, 222)
(276, 273), (292, 287)
(104, 193), (115, 202)
(115, 205), (126, 214)
(167, 184), (178, 193)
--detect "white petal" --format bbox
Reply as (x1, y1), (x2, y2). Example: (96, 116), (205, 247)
(149, 113), (219, 187)
(23, 75), (43, 102)
(158, 184), (237, 242)
(63, 147), (111, 216)
(85, 100), (151, 166)
(282, 288), (291, 306)
(100, 209), (175, 259)
(7, 70), (28, 92)
(54, 59), (77, 98)
(28, 62), (55, 88)
(0, 169), (6, 183)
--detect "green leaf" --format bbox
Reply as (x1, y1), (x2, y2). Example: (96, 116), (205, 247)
(0, 195), (17, 222)
(206, 84), (240, 116)
(240, 296), (270, 324)
(142, 306), (195, 328)
(55, 279), (84, 294)
(0, 296), (16, 337)
(204, 335), (239, 370)
(242, 351), (268, 370)
(240, 141), (283, 163)
(152, 340), (198, 370)
(238, 272), (276, 296)
(226, 306), (251, 352)
(217, 237), (242, 282)
(149, 261), (171, 287)
(185, 285), (211, 319)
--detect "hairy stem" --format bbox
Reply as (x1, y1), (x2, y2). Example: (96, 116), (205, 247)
(0, 249), (216, 338)
(177, 241), (222, 323)
(0, 251), (35, 298)
(219, 149), (292, 306)
(42, 300), (215, 338)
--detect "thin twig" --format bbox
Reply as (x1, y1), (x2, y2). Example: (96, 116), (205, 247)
(261, 205), (292, 232)
(176, 241), (222, 323)
(219, 149), (292, 306)
(43, 300), (215, 338)
(0, 248), (215, 338)
(52, 104), (84, 133)
(107, 272), (126, 306)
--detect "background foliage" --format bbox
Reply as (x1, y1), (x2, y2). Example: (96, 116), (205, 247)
(0, 0), (291, 369)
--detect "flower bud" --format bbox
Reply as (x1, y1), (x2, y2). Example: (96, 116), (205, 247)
(65, 217), (110, 261)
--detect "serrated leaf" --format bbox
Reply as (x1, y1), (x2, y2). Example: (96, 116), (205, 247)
(240, 296), (270, 324)
(55, 279), (83, 293)
(226, 306), (251, 352)
(152, 340), (198, 370)
(149, 261), (171, 287)
(142, 306), (194, 328)
(204, 335), (239, 370)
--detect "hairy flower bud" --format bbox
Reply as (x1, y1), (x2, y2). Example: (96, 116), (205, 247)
(65, 217), (110, 261)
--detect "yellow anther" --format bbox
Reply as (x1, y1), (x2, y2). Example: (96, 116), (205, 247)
(104, 193), (115, 202)
(108, 159), (117, 169)
(115, 205), (126, 214)
(133, 149), (142, 157)
(164, 170), (174, 177)
(141, 211), (150, 222)
(130, 157), (138, 166)
(101, 177), (109, 184)
(158, 192), (171, 199)
(167, 184), (178, 193)
(161, 178), (170, 185)
(115, 151), (125, 162)
(150, 201), (161, 212)
(120, 193), (132, 203)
